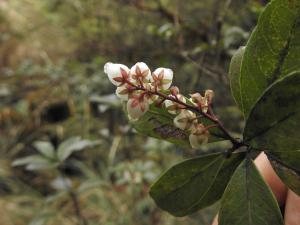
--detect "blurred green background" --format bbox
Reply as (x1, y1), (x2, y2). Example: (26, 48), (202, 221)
(0, 0), (264, 224)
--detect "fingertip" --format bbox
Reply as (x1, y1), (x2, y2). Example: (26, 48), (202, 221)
(211, 215), (218, 225)
(254, 152), (287, 205)
(285, 190), (300, 225)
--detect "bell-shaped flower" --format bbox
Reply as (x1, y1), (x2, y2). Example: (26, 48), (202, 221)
(116, 84), (135, 101)
(143, 83), (158, 104)
(104, 62), (130, 86)
(189, 124), (209, 149)
(152, 67), (173, 90)
(130, 62), (152, 84)
(173, 110), (197, 131)
(127, 92), (150, 121)
(190, 93), (208, 113)
(205, 89), (214, 103)
(164, 94), (186, 114)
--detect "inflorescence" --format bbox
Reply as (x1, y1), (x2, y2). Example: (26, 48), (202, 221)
(104, 62), (216, 148)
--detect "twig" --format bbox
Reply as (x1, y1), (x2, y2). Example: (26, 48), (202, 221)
(125, 79), (244, 149)
(69, 191), (88, 225)
(59, 171), (88, 225)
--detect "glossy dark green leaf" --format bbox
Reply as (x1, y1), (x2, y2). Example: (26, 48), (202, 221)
(133, 104), (224, 148)
(267, 151), (300, 171)
(149, 152), (245, 217)
(267, 151), (300, 196)
(244, 72), (300, 152)
(183, 152), (245, 215)
(229, 46), (245, 111)
(219, 158), (283, 225)
(240, 0), (300, 117)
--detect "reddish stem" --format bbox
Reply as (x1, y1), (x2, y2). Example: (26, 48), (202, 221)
(125, 79), (243, 149)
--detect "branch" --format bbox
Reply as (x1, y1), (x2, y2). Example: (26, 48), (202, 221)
(59, 171), (88, 225)
(69, 191), (88, 225)
(125, 79), (244, 149)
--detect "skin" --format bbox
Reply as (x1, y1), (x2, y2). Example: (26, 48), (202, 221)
(211, 152), (300, 225)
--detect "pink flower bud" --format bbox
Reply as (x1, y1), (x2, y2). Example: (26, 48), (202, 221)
(152, 67), (173, 90)
(170, 86), (180, 96)
(104, 62), (130, 86)
(130, 62), (152, 84)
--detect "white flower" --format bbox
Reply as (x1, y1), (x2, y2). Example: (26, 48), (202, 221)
(152, 67), (173, 90)
(164, 94), (186, 114)
(189, 124), (209, 148)
(174, 110), (197, 131)
(104, 62), (130, 86)
(190, 93), (208, 113)
(116, 84), (134, 101)
(130, 62), (152, 83)
(143, 83), (158, 104)
(127, 93), (150, 120)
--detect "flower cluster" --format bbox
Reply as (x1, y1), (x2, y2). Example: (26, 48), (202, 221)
(104, 62), (214, 148)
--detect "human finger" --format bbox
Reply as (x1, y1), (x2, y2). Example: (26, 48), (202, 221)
(284, 190), (300, 225)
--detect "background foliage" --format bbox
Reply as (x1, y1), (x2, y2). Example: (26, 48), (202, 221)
(0, 0), (265, 224)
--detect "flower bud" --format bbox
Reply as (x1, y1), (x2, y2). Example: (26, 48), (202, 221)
(130, 62), (152, 84)
(143, 83), (158, 103)
(127, 93), (149, 120)
(173, 110), (197, 131)
(189, 124), (209, 148)
(164, 94), (186, 114)
(190, 93), (208, 113)
(104, 62), (130, 86)
(170, 86), (180, 96)
(152, 67), (173, 90)
(116, 84), (134, 101)
(205, 90), (214, 103)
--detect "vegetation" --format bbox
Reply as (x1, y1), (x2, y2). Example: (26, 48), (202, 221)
(2, 0), (292, 225)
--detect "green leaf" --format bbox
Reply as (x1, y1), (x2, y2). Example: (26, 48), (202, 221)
(267, 151), (300, 171)
(244, 72), (300, 152)
(267, 151), (300, 195)
(149, 152), (245, 217)
(57, 137), (99, 161)
(133, 104), (224, 148)
(25, 162), (58, 171)
(12, 155), (50, 167)
(240, 0), (300, 117)
(133, 105), (190, 148)
(33, 141), (55, 159)
(219, 158), (283, 225)
(183, 152), (246, 215)
(12, 155), (58, 171)
(229, 46), (245, 110)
